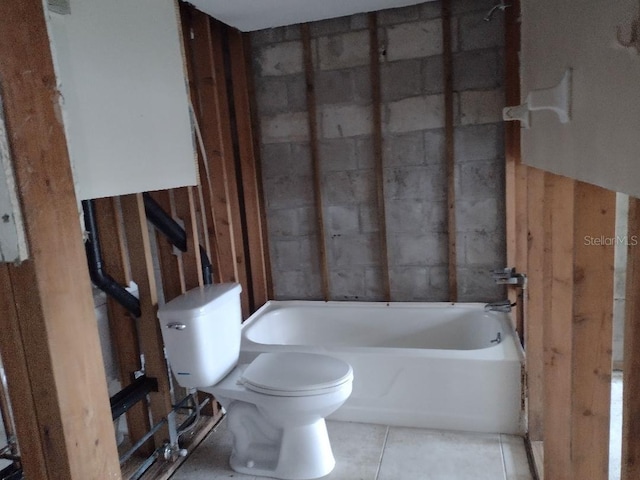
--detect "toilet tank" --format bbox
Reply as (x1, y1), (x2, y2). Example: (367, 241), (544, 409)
(157, 283), (242, 388)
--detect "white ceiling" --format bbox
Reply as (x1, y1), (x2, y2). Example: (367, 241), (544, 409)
(186, 0), (429, 32)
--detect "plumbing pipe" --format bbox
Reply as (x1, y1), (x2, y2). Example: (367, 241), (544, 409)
(142, 193), (213, 285)
(0, 361), (17, 460)
(82, 200), (142, 317)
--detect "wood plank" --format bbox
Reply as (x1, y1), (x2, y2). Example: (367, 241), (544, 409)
(542, 173), (574, 480)
(368, 13), (391, 303)
(622, 197), (640, 480)
(173, 186), (204, 291)
(525, 167), (545, 441)
(570, 182), (614, 480)
(121, 194), (173, 447)
(301, 23), (330, 301)
(441, 0), (457, 302)
(0, 1), (121, 477)
(227, 28), (270, 310)
(530, 440), (544, 480)
(94, 197), (153, 456)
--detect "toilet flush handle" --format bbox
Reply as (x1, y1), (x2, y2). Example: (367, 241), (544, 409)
(166, 322), (187, 331)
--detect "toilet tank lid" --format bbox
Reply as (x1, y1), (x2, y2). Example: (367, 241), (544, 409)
(158, 283), (242, 317)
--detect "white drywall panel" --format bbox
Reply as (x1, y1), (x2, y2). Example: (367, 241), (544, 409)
(188, 0), (429, 31)
(520, 0), (640, 197)
(48, 0), (197, 200)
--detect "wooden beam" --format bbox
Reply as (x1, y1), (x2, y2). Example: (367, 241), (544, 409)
(94, 197), (153, 455)
(622, 197), (640, 480)
(525, 167), (545, 441)
(227, 28), (271, 310)
(301, 23), (330, 301)
(0, 1), (121, 477)
(543, 176), (615, 480)
(441, 0), (457, 302)
(173, 186), (204, 291)
(368, 13), (391, 303)
(121, 194), (173, 447)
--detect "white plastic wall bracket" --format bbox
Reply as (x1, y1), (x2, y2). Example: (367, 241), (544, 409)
(502, 68), (572, 129)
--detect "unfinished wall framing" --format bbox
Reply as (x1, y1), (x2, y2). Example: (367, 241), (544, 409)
(251, 0), (507, 302)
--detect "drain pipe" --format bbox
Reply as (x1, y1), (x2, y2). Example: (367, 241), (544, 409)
(142, 193), (213, 285)
(82, 200), (142, 317)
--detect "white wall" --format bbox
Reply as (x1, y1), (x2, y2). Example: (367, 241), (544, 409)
(520, 0), (640, 197)
(47, 0), (197, 200)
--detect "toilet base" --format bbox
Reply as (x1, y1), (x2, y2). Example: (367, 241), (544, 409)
(226, 401), (336, 480)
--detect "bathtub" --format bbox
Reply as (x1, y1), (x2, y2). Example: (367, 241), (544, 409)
(239, 301), (524, 435)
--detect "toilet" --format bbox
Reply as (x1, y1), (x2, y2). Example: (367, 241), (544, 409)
(157, 283), (353, 480)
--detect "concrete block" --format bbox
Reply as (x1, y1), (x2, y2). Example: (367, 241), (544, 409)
(460, 89), (504, 125)
(329, 268), (367, 300)
(322, 169), (376, 205)
(428, 265), (450, 300)
(386, 94), (445, 133)
(351, 67), (372, 103)
(263, 174), (314, 209)
(261, 142), (311, 179)
(319, 138), (358, 171)
(315, 70), (354, 105)
(463, 230), (506, 266)
(365, 267), (384, 301)
(272, 269), (322, 300)
(453, 49), (500, 90)
(318, 31), (370, 70)
(381, 59), (423, 102)
(386, 19), (442, 61)
(329, 233), (380, 266)
(327, 205), (360, 235)
(389, 266), (429, 301)
(454, 124), (501, 162)
(424, 129), (445, 164)
(386, 199), (428, 233)
(272, 236), (318, 270)
(251, 28), (285, 46)
(261, 111), (309, 143)
(359, 204), (380, 233)
(388, 232), (447, 266)
(321, 104), (373, 138)
(459, 12), (504, 51)
(311, 16), (352, 37)
(456, 198), (503, 233)
(383, 132), (425, 167)
(384, 165), (447, 201)
(423, 55), (444, 93)
(350, 13), (369, 31)
(255, 76), (288, 115)
(256, 41), (303, 76)
(456, 266), (506, 303)
(267, 208), (300, 236)
(452, 0), (498, 15)
(420, 2), (443, 20)
(284, 25), (301, 41)
(285, 74), (307, 111)
(355, 137), (374, 169)
(378, 4), (421, 25)
(458, 159), (504, 200)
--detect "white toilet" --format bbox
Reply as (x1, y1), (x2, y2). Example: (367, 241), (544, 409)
(157, 283), (353, 480)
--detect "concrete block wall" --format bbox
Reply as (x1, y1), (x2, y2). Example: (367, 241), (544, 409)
(252, 0), (506, 302)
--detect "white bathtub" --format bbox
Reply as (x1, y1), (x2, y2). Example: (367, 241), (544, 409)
(239, 301), (524, 435)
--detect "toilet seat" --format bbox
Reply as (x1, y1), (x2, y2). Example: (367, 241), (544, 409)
(240, 352), (353, 397)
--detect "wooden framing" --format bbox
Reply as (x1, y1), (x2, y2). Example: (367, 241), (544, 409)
(301, 23), (331, 301)
(622, 197), (640, 480)
(368, 12), (391, 303)
(441, 0), (457, 302)
(0, 1), (121, 477)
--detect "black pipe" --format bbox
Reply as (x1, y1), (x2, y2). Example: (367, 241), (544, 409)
(82, 200), (141, 317)
(142, 193), (213, 285)
(110, 375), (158, 421)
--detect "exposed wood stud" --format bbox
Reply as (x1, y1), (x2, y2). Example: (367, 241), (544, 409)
(0, 1), (121, 477)
(368, 13), (391, 303)
(173, 187), (204, 291)
(441, 0), (457, 302)
(622, 197), (640, 480)
(301, 23), (330, 301)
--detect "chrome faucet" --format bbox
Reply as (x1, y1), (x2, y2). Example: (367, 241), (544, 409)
(492, 268), (527, 288)
(484, 299), (514, 313)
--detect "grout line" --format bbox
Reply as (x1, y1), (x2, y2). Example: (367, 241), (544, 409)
(374, 426), (390, 480)
(499, 434), (509, 480)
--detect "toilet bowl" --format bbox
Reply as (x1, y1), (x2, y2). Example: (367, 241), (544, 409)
(158, 284), (353, 480)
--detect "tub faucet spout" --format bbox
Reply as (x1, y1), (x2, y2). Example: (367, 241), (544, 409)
(492, 268), (527, 287)
(484, 300), (514, 313)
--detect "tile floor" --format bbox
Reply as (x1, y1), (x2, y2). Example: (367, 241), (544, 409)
(171, 420), (533, 480)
